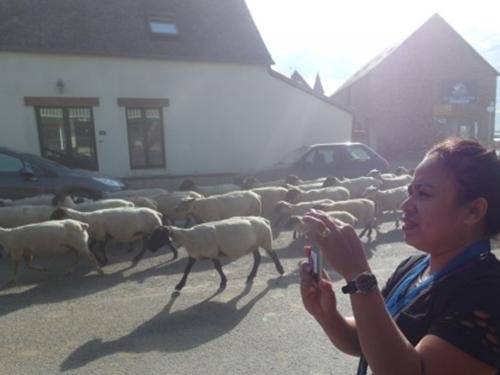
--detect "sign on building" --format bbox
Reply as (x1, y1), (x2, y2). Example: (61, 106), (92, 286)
(441, 81), (477, 104)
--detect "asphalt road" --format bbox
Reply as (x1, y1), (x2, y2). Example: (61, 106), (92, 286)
(1, 218), (498, 375)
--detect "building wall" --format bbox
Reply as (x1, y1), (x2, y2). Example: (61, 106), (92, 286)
(0, 52), (352, 177)
(333, 22), (497, 160)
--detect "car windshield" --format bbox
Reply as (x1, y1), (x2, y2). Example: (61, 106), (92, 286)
(275, 145), (310, 165)
(22, 153), (70, 171)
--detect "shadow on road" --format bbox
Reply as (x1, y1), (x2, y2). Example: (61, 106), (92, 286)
(60, 276), (293, 372)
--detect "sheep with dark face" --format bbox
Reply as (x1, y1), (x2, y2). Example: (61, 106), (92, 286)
(147, 216), (284, 291)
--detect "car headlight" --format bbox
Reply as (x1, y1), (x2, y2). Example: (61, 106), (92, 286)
(92, 177), (124, 188)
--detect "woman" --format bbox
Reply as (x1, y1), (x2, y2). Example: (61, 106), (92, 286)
(300, 138), (500, 374)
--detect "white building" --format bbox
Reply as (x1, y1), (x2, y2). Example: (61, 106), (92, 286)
(0, 0), (352, 179)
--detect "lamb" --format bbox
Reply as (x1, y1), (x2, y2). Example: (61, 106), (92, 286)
(314, 198), (376, 237)
(366, 170), (412, 189)
(50, 206), (164, 265)
(175, 190), (262, 224)
(285, 211), (358, 239)
(146, 216), (284, 291)
(104, 188), (169, 199)
(250, 186), (288, 219)
(178, 179), (241, 196)
(323, 176), (382, 198)
(272, 199), (335, 227)
(362, 185), (408, 227)
(0, 219), (103, 285)
(284, 185), (350, 204)
(0, 205), (57, 228)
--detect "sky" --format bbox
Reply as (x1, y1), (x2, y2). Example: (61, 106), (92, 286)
(245, 0), (500, 129)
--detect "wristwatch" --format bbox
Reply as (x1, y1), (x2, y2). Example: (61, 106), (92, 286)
(341, 271), (378, 294)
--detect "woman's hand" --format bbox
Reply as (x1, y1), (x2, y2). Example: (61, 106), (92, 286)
(303, 210), (370, 281)
(300, 260), (337, 324)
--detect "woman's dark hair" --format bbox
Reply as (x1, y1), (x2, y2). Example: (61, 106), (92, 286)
(426, 137), (500, 237)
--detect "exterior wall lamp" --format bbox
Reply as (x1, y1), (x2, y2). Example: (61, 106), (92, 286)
(56, 78), (65, 94)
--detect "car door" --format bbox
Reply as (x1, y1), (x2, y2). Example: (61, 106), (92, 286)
(289, 148), (337, 180)
(343, 144), (378, 177)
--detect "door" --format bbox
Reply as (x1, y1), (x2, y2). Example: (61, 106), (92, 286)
(36, 107), (98, 170)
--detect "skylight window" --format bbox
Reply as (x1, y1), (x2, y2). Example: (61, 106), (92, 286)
(149, 18), (178, 36)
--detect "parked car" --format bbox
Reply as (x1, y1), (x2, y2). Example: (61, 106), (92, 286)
(0, 146), (125, 200)
(250, 142), (390, 182)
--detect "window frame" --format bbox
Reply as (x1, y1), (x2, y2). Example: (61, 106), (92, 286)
(125, 107), (167, 170)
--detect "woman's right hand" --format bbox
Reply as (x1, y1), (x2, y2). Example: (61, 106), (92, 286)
(300, 260), (338, 324)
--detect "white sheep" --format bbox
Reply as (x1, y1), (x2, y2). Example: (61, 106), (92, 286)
(284, 185), (350, 204)
(121, 196), (158, 210)
(362, 185), (408, 227)
(250, 186), (289, 219)
(104, 188), (169, 199)
(285, 211), (358, 239)
(178, 179), (241, 196)
(50, 206), (164, 265)
(152, 190), (204, 225)
(314, 198), (376, 237)
(272, 199), (335, 227)
(175, 190), (262, 224)
(146, 216), (284, 290)
(366, 170), (412, 189)
(0, 205), (57, 228)
(323, 176), (383, 198)
(0, 219), (103, 285)
(53, 195), (134, 212)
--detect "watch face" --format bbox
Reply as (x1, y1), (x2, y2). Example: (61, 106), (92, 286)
(356, 273), (377, 292)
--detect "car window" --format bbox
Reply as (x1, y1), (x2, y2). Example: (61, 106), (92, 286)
(0, 152), (23, 173)
(347, 146), (372, 161)
(304, 149), (335, 167)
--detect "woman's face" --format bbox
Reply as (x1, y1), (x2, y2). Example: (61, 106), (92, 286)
(401, 156), (471, 253)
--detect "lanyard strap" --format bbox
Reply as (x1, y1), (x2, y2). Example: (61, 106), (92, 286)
(386, 239), (491, 318)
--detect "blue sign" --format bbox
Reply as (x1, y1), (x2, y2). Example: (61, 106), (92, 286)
(442, 81), (477, 104)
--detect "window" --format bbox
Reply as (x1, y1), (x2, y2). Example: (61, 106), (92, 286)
(35, 107), (98, 170)
(126, 108), (166, 169)
(148, 16), (178, 36)
(0, 153), (23, 173)
(347, 146), (372, 161)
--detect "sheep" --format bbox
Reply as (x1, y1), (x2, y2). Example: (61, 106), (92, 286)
(323, 176), (382, 198)
(314, 198), (376, 237)
(53, 195), (134, 212)
(152, 191), (204, 225)
(121, 196), (158, 210)
(0, 219), (103, 285)
(362, 185), (408, 227)
(175, 190), (262, 224)
(0, 205), (57, 228)
(146, 216), (284, 291)
(50, 206), (163, 265)
(250, 186), (288, 219)
(104, 188), (169, 199)
(284, 185), (350, 204)
(272, 199), (335, 227)
(178, 179), (241, 196)
(366, 170), (412, 189)
(285, 211), (358, 239)
(4, 194), (56, 206)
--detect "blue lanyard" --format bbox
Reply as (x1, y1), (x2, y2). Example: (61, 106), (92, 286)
(385, 239), (491, 318)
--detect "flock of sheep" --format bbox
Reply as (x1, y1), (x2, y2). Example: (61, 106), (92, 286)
(0, 166), (412, 291)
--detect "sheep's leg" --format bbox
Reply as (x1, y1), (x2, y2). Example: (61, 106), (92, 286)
(293, 230), (297, 240)
(212, 259), (227, 290)
(246, 248), (261, 283)
(268, 250), (285, 275)
(64, 249), (79, 275)
(85, 251), (104, 275)
(99, 237), (110, 266)
(3, 259), (20, 287)
(359, 227), (368, 238)
(175, 256), (196, 291)
(23, 254), (47, 272)
(132, 237), (147, 263)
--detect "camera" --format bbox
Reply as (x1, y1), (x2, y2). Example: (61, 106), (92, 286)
(305, 245), (323, 280)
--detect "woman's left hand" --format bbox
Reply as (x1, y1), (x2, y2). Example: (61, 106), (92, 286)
(303, 210), (371, 280)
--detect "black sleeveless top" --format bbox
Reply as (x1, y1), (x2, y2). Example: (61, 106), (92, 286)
(380, 252), (500, 371)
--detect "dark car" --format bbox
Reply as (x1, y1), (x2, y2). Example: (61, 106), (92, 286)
(252, 142), (390, 182)
(0, 146), (125, 200)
